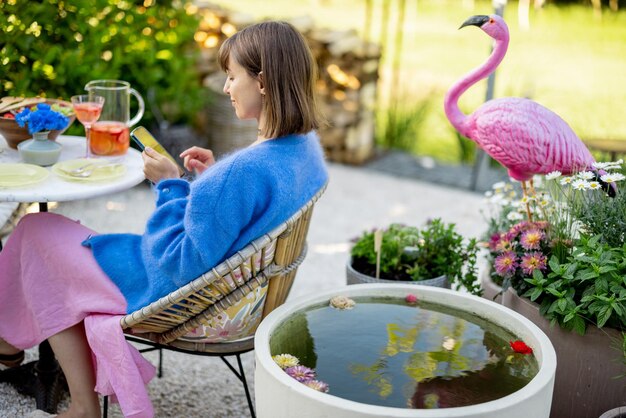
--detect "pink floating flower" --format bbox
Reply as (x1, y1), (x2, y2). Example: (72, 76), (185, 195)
(303, 379), (330, 393)
(495, 235), (514, 253)
(520, 252), (547, 275)
(285, 365), (316, 382)
(510, 340), (533, 355)
(494, 251), (517, 277)
(405, 294), (418, 304)
(520, 229), (544, 250)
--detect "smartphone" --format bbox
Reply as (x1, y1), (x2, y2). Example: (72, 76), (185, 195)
(131, 126), (185, 176)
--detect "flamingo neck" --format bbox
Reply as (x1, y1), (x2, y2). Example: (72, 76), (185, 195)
(444, 35), (509, 137)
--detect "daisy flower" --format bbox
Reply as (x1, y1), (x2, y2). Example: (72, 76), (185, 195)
(285, 366), (316, 382)
(545, 170), (561, 180)
(600, 173), (626, 183)
(303, 380), (330, 393)
(571, 179), (589, 190)
(577, 171), (595, 180)
(520, 229), (544, 250)
(494, 252), (517, 277)
(560, 176), (574, 185)
(520, 252), (548, 275)
(506, 211), (524, 221)
(587, 181), (601, 190)
(273, 354), (300, 370)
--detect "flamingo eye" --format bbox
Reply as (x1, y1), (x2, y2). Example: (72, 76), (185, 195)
(489, 18), (495, 24)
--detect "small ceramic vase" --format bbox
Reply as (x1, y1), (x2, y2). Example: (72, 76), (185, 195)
(18, 131), (62, 166)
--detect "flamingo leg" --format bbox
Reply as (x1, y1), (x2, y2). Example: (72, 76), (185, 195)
(521, 181), (533, 222)
(529, 178), (536, 196)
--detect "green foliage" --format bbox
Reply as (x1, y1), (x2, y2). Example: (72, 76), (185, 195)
(377, 96), (432, 153)
(0, 0), (207, 127)
(571, 189), (626, 248)
(522, 235), (626, 335)
(350, 219), (481, 295)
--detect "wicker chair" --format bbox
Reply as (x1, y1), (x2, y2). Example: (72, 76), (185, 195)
(103, 184), (326, 418)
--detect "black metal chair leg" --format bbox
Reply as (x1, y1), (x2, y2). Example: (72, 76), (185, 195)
(236, 354), (256, 418)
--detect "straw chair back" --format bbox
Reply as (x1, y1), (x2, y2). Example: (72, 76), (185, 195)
(120, 184), (326, 353)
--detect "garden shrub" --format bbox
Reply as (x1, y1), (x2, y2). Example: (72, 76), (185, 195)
(0, 0), (207, 129)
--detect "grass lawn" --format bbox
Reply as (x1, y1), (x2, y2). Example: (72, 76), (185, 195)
(209, 0), (626, 163)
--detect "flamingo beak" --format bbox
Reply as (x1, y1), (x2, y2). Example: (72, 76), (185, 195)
(459, 15), (490, 29)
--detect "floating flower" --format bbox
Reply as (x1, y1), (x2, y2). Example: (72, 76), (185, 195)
(442, 336), (455, 351)
(285, 365), (316, 382)
(545, 170), (562, 180)
(494, 251), (517, 277)
(303, 379), (329, 393)
(405, 293), (418, 304)
(520, 229), (544, 250)
(520, 252), (548, 275)
(600, 173), (626, 183)
(329, 295), (355, 310)
(509, 340), (533, 355)
(272, 354), (300, 370)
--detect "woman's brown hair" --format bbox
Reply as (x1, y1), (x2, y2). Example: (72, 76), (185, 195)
(218, 21), (322, 139)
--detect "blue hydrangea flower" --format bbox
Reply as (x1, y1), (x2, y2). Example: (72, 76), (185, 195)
(15, 103), (69, 134)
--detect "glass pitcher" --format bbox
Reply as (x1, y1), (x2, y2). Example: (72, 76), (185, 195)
(85, 80), (145, 156)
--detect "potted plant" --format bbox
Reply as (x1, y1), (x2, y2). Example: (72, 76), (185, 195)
(482, 162), (626, 418)
(347, 218), (481, 295)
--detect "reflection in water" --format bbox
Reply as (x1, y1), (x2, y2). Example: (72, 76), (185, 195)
(270, 297), (537, 409)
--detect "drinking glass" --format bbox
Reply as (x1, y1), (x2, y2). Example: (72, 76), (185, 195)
(71, 94), (105, 158)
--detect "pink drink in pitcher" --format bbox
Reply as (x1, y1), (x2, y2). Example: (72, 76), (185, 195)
(90, 121), (130, 156)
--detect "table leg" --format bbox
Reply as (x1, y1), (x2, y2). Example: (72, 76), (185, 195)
(0, 202), (68, 413)
(0, 342), (67, 413)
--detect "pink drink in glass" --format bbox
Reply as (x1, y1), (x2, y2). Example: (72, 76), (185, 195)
(90, 121), (130, 156)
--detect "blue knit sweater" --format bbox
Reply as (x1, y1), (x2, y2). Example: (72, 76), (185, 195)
(83, 132), (328, 313)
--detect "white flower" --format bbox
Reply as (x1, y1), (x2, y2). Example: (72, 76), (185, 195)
(571, 179), (589, 190)
(492, 181), (506, 191)
(592, 162), (610, 169)
(577, 171), (595, 180)
(560, 177), (574, 185)
(330, 295), (356, 310)
(484, 191), (493, 197)
(588, 181), (601, 190)
(600, 173), (626, 183)
(506, 211), (524, 221)
(538, 198), (551, 207)
(545, 171), (562, 180)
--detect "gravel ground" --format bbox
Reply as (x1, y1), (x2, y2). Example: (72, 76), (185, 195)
(1, 160), (488, 417)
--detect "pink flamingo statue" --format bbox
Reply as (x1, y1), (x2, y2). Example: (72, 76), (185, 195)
(444, 15), (604, 220)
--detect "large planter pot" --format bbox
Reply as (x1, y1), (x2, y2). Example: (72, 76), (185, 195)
(255, 283), (556, 418)
(480, 268), (503, 304)
(502, 288), (626, 418)
(600, 407), (626, 418)
(346, 258), (449, 288)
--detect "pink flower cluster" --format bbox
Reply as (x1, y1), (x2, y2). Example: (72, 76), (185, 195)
(490, 221), (549, 278)
(272, 354), (329, 393)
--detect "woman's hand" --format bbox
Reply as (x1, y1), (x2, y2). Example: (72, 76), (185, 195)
(180, 146), (215, 175)
(142, 147), (181, 183)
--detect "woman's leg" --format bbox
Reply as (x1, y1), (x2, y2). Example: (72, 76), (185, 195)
(48, 322), (101, 418)
(0, 337), (21, 355)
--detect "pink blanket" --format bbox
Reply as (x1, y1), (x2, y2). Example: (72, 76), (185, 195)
(0, 213), (155, 417)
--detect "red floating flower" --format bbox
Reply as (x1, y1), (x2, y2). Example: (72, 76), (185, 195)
(405, 294), (418, 304)
(509, 340), (533, 355)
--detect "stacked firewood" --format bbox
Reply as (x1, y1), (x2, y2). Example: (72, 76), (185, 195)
(193, 5), (381, 164)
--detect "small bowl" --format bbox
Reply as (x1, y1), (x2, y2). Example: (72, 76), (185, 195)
(0, 99), (76, 149)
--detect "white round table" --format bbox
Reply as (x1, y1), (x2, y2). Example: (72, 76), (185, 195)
(0, 135), (145, 202)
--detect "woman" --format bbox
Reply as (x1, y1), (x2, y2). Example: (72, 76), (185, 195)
(0, 21), (327, 418)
